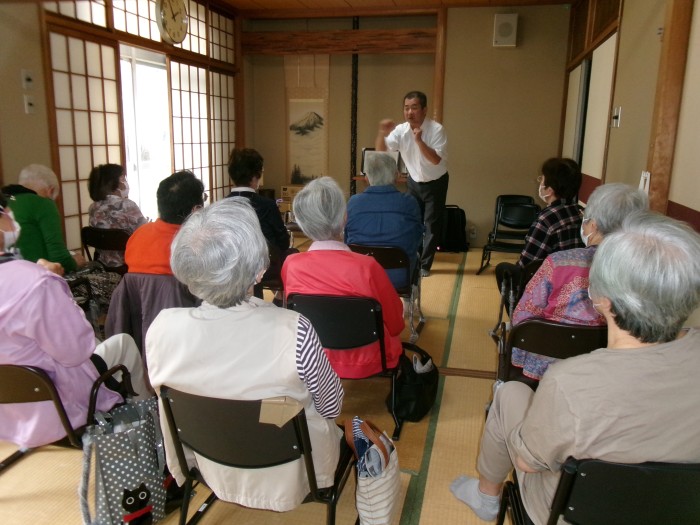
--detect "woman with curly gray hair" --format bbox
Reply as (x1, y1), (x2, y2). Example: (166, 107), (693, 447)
(146, 198), (344, 512)
(282, 176), (404, 379)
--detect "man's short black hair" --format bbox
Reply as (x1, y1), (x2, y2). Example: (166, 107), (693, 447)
(541, 157), (582, 202)
(227, 148), (264, 187)
(403, 91), (428, 108)
(157, 170), (204, 224)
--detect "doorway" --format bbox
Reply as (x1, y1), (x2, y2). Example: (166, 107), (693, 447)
(120, 45), (170, 221)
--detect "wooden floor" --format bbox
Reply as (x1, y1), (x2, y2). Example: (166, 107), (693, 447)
(0, 248), (518, 524)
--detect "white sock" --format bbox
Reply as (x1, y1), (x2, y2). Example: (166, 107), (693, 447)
(450, 475), (500, 521)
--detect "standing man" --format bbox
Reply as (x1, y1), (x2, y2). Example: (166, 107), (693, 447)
(376, 91), (448, 277)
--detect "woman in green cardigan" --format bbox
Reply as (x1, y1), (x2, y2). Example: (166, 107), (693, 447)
(2, 164), (85, 273)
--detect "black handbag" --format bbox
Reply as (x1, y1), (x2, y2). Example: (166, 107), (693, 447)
(387, 342), (439, 422)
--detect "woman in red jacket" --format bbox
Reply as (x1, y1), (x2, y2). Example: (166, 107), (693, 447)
(282, 176), (404, 379)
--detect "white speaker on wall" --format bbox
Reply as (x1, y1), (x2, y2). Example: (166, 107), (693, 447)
(493, 13), (518, 47)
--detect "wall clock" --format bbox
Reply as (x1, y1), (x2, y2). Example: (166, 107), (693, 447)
(156, 0), (189, 45)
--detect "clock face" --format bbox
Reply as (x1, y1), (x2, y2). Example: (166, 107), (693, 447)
(157, 0), (188, 45)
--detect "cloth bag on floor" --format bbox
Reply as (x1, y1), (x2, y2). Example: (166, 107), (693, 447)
(344, 416), (401, 525)
(80, 396), (166, 525)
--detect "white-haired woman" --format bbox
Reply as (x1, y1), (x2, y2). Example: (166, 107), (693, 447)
(146, 198), (344, 512)
(511, 183), (648, 381)
(452, 211), (700, 523)
(282, 176), (404, 379)
(2, 164), (85, 271)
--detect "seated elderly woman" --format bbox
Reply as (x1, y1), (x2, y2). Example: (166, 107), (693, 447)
(452, 211), (700, 523)
(88, 163), (147, 267)
(146, 198), (343, 512)
(2, 164), (86, 272)
(281, 177), (404, 379)
(0, 255), (150, 449)
(495, 157), (584, 290)
(511, 183), (648, 381)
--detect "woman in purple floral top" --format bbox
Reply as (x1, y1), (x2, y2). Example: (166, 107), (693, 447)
(88, 164), (146, 267)
(511, 183), (648, 381)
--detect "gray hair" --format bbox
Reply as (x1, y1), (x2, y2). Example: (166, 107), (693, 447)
(19, 164), (59, 198)
(292, 177), (346, 241)
(589, 211), (700, 343)
(365, 153), (398, 187)
(584, 183), (648, 235)
(170, 198), (269, 308)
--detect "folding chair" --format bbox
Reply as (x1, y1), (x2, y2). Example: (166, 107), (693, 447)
(0, 364), (133, 474)
(488, 259), (544, 345)
(496, 318), (607, 386)
(81, 226), (132, 275)
(477, 197), (540, 274)
(287, 294), (404, 440)
(159, 387), (356, 525)
(348, 244), (424, 343)
(498, 456), (700, 525)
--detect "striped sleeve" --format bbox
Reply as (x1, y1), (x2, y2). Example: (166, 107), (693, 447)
(296, 315), (344, 418)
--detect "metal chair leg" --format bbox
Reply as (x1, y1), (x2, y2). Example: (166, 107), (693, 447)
(0, 448), (32, 474)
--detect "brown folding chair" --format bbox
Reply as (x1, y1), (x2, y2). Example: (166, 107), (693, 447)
(348, 244), (424, 343)
(0, 364), (133, 474)
(81, 226), (131, 275)
(159, 387), (355, 525)
(497, 318), (608, 386)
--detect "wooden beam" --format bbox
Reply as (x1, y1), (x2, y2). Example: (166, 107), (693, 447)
(224, 1), (569, 20)
(646, 0), (694, 214)
(242, 28), (437, 55)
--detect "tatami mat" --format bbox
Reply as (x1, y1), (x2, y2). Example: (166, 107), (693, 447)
(419, 376), (493, 525)
(161, 472), (412, 525)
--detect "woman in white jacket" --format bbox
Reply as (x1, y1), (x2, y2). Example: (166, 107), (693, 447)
(146, 197), (344, 512)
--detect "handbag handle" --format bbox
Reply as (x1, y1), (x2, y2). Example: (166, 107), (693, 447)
(344, 418), (391, 466)
(401, 341), (433, 364)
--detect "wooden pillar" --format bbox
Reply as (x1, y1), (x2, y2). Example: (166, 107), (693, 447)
(350, 17), (359, 195)
(646, 0), (694, 214)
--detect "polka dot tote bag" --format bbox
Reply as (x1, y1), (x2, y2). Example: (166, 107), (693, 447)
(79, 396), (167, 524)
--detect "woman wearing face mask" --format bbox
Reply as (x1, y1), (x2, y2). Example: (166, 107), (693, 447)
(495, 158), (584, 292)
(88, 163), (146, 267)
(0, 194), (21, 255)
(509, 183), (649, 383)
(1, 193), (64, 274)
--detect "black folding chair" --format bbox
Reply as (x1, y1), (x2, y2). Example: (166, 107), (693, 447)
(477, 197), (540, 274)
(287, 294), (404, 440)
(348, 244), (424, 343)
(488, 259), (544, 345)
(498, 456), (700, 525)
(159, 387), (356, 525)
(81, 226), (131, 275)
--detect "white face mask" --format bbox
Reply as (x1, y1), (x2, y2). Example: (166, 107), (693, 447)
(587, 286), (604, 311)
(538, 184), (550, 204)
(1, 209), (21, 251)
(119, 179), (130, 199)
(580, 220), (593, 247)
